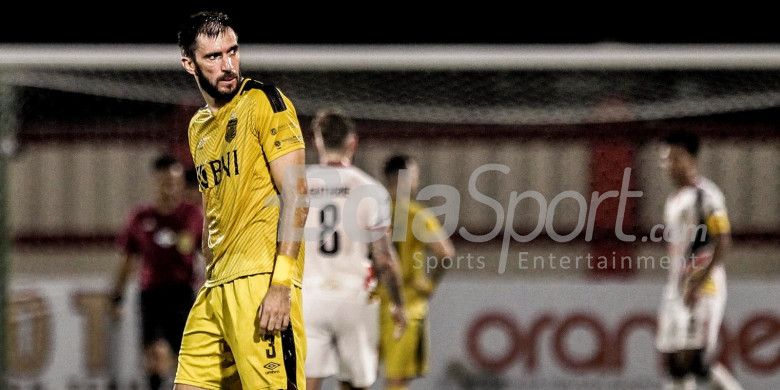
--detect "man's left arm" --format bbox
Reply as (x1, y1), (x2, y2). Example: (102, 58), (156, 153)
(257, 149), (309, 333)
(426, 237), (456, 285)
(685, 207), (731, 306)
(271, 149), (309, 260)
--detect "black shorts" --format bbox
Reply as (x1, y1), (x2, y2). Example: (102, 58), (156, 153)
(139, 284), (195, 353)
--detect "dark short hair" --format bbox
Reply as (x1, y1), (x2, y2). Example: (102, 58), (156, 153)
(177, 11), (236, 59)
(311, 108), (355, 149)
(384, 154), (414, 177)
(153, 155), (180, 172)
(662, 130), (700, 157)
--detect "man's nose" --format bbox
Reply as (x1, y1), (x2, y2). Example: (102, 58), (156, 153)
(222, 56), (234, 71)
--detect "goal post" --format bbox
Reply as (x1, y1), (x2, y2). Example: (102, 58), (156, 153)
(4, 43), (780, 70)
(4, 44), (780, 126)
(0, 82), (20, 389)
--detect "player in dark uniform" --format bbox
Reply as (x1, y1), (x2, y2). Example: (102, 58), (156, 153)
(110, 155), (203, 390)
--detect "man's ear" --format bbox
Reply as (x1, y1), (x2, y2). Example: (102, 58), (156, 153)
(339, 133), (358, 161)
(181, 56), (196, 76)
(314, 132), (326, 157)
(346, 133), (358, 155)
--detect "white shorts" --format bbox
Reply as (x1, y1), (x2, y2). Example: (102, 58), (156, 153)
(656, 271), (726, 355)
(303, 290), (379, 388)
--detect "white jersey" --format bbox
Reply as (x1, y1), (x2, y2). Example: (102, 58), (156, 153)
(657, 176), (730, 353)
(662, 176), (729, 299)
(303, 164), (392, 294)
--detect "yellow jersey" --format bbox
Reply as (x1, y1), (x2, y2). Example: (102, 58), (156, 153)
(380, 200), (444, 319)
(188, 78), (305, 287)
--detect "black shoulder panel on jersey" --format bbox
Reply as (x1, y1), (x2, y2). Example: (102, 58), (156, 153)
(243, 79), (287, 113)
(689, 188), (710, 255)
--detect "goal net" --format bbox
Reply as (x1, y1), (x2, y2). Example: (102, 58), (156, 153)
(2, 44), (779, 239)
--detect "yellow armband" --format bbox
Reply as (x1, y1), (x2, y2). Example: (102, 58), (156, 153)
(271, 254), (295, 287)
(706, 212), (731, 235)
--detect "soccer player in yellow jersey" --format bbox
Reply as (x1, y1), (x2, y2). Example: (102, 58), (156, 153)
(174, 12), (309, 390)
(380, 155), (455, 390)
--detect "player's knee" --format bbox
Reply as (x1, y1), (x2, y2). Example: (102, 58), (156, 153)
(145, 340), (174, 372)
(338, 382), (366, 390)
(152, 340), (172, 356)
(664, 353), (690, 379)
(306, 377), (323, 390)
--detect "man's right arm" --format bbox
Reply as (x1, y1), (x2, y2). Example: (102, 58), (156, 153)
(684, 194), (732, 306)
(110, 253), (135, 315)
(111, 214), (137, 312)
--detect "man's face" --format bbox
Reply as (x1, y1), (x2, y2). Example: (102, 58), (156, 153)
(407, 162), (420, 194)
(189, 28), (240, 102)
(156, 167), (184, 204)
(395, 161), (420, 195)
(660, 145), (693, 186)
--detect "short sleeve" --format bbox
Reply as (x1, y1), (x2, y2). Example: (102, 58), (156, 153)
(259, 92), (305, 162)
(359, 184), (392, 231)
(375, 192), (393, 230)
(704, 190), (730, 235)
(411, 206), (446, 244)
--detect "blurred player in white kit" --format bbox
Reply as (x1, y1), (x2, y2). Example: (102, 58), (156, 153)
(656, 130), (742, 390)
(303, 108), (406, 390)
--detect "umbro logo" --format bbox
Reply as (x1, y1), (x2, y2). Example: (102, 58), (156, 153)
(196, 136), (209, 150)
(264, 362), (280, 370)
